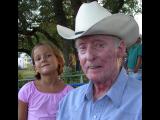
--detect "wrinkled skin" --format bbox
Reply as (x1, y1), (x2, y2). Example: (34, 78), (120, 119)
(76, 35), (126, 85)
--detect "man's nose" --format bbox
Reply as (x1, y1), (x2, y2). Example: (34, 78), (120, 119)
(86, 46), (96, 61)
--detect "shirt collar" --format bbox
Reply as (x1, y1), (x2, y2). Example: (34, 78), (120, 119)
(84, 81), (93, 100)
(83, 67), (128, 108)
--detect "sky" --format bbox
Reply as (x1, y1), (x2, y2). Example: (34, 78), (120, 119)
(136, 0), (142, 34)
(134, 13), (142, 34)
(134, 0), (142, 34)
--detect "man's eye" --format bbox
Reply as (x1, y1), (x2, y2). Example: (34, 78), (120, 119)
(99, 44), (105, 47)
(79, 46), (86, 50)
(96, 43), (105, 48)
(78, 46), (86, 54)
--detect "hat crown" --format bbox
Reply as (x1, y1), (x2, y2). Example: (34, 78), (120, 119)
(75, 1), (111, 33)
(56, 1), (139, 48)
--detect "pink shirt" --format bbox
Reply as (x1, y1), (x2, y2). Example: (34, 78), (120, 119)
(18, 81), (74, 120)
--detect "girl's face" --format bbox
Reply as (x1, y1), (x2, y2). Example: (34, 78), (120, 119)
(33, 45), (59, 76)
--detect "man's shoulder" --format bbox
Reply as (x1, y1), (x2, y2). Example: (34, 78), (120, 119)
(126, 79), (142, 96)
(128, 78), (142, 87)
(124, 79), (142, 112)
(67, 83), (88, 97)
(60, 83), (89, 104)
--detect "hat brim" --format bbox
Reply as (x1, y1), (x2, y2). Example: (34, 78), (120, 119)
(57, 14), (139, 47)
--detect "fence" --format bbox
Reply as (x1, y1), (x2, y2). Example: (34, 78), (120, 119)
(18, 72), (88, 89)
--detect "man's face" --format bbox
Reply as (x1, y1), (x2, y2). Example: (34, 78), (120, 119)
(76, 35), (122, 83)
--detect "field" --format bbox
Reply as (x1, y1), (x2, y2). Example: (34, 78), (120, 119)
(18, 69), (35, 79)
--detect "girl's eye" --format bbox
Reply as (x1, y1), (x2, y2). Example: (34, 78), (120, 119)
(47, 54), (52, 57)
(35, 57), (41, 61)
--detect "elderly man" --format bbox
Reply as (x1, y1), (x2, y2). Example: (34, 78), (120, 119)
(56, 1), (142, 120)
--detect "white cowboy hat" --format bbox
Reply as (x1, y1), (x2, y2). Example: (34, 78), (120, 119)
(57, 1), (139, 47)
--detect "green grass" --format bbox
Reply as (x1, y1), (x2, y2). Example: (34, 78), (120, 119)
(18, 69), (35, 79)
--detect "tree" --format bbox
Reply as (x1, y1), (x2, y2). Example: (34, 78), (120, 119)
(101, 0), (141, 14)
(18, 0), (142, 67)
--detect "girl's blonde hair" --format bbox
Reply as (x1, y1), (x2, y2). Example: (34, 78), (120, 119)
(31, 41), (65, 79)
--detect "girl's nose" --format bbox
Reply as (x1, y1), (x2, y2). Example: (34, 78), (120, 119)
(41, 55), (47, 62)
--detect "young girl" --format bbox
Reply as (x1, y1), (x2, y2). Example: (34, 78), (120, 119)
(18, 41), (74, 120)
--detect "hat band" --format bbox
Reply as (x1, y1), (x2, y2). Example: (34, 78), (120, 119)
(75, 31), (84, 35)
(75, 32), (122, 40)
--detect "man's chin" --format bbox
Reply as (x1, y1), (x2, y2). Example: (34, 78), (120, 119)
(87, 75), (101, 82)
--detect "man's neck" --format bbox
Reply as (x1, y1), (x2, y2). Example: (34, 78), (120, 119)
(93, 68), (121, 101)
(93, 80), (113, 101)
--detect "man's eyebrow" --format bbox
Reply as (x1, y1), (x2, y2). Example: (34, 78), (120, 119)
(75, 40), (86, 47)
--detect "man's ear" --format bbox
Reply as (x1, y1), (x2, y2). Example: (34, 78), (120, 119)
(117, 40), (126, 58)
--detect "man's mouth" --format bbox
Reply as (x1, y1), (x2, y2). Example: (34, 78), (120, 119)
(88, 65), (101, 69)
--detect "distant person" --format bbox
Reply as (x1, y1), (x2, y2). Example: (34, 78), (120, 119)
(56, 1), (141, 120)
(127, 35), (142, 80)
(18, 41), (73, 120)
(68, 53), (76, 71)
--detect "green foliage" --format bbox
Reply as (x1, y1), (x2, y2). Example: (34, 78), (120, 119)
(35, 32), (48, 42)
(122, 0), (141, 15)
(39, 0), (54, 21)
(18, 72), (24, 80)
(102, 0), (141, 14)
(62, 0), (74, 28)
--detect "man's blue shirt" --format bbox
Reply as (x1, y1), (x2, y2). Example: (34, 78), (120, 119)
(56, 68), (142, 120)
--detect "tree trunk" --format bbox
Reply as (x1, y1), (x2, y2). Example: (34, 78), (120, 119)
(70, 0), (82, 26)
(52, 0), (72, 66)
(86, 0), (97, 3)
